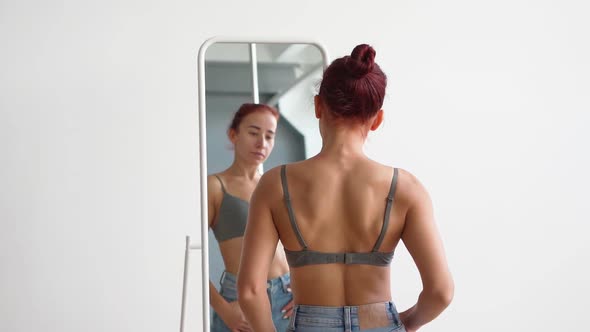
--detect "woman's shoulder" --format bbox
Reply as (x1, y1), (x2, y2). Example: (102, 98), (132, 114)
(259, 161), (308, 187)
(207, 173), (223, 185)
(370, 160), (418, 182)
(262, 160), (307, 175)
(207, 173), (225, 201)
(248, 165), (288, 205)
(259, 164), (288, 185)
(365, 160), (426, 203)
(388, 167), (432, 210)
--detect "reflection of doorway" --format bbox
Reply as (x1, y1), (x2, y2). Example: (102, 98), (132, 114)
(205, 62), (306, 291)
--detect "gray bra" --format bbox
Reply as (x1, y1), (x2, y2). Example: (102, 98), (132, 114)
(281, 165), (398, 267)
(211, 175), (249, 242)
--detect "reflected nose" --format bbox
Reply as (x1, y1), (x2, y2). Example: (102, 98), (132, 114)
(256, 135), (265, 148)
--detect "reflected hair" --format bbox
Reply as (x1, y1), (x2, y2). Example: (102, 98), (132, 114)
(228, 103), (279, 132)
(318, 44), (387, 122)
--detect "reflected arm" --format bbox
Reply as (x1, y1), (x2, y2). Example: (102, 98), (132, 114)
(207, 176), (228, 313)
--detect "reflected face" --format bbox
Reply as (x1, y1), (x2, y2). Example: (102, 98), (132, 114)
(230, 110), (278, 165)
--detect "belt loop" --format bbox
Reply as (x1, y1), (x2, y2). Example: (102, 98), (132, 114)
(288, 305), (298, 330)
(389, 300), (396, 313)
(281, 273), (290, 292)
(344, 306), (351, 332)
(219, 270), (227, 286)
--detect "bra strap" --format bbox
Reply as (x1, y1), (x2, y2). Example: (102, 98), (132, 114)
(373, 168), (399, 251)
(280, 165), (308, 250)
(214, 175), (227, 193)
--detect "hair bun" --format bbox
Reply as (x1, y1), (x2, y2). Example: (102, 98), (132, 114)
(346, 44), (376, 78)
(318, 42), (387, 121)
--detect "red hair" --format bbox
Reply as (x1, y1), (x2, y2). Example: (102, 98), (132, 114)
(228, 103), (279, 132)
(318, 44), (387, 122)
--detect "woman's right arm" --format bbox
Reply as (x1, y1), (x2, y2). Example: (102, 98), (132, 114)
(209, 281), (249, 331)
(399, 171), (454, 331)
(207, 176), (251, 332)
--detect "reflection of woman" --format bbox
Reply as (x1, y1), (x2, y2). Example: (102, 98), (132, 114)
(237, 45), (454, 332)
(208, 103), (293, 332)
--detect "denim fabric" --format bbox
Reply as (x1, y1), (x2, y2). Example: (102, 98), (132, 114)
(211, 271), (293, 332)
(286, 302), (406, 332)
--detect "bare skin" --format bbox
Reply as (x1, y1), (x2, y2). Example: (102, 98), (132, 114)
(208, 111), (292, 332)
(238, 98), (454, 332)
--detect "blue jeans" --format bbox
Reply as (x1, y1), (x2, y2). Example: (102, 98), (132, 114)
(211, 271), (293, 332)
(287, 302), (406, 332)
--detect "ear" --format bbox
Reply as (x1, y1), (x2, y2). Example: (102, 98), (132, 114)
(369, 109), (384, 131)
(314, 95), (322, 119)
(228, 128), (238, 144)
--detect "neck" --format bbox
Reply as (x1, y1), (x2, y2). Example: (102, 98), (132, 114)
(319, 124), (367, 159)
(227, 159), (260, 180)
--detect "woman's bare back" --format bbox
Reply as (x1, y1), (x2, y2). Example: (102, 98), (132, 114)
(269, 156), (413, 305)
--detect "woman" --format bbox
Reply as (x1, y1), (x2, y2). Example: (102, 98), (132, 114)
(208, 103), (293, 332)
(237, 45), (454, 332)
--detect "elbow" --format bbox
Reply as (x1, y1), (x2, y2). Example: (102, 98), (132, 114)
(237, 280), (263, 306)
(439, 282), (454, 308)
(236, 282), (252, 304)
(424, 279), (454, 309)
(434, 279), (454, 308)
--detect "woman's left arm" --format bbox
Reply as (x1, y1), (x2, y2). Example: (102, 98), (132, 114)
(237, 169), (280, 332)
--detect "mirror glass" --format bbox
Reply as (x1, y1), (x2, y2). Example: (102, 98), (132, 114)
(204, 42), (326, 322)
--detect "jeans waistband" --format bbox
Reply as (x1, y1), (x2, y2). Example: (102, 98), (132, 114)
(292, 301), (394, 314)
(288, 301), (400, 332)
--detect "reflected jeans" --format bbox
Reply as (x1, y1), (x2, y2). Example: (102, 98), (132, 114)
(211, 271), (293, 332)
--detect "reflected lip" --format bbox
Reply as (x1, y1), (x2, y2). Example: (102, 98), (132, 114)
(252, 152), (265, 158)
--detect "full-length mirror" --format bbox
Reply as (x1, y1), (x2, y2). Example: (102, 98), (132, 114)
(194, 38), (330, 332)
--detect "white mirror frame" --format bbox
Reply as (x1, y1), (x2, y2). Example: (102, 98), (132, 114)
(179, 36), (330, 332)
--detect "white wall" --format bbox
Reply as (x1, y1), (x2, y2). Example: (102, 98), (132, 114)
(1, 0), (589, 331)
